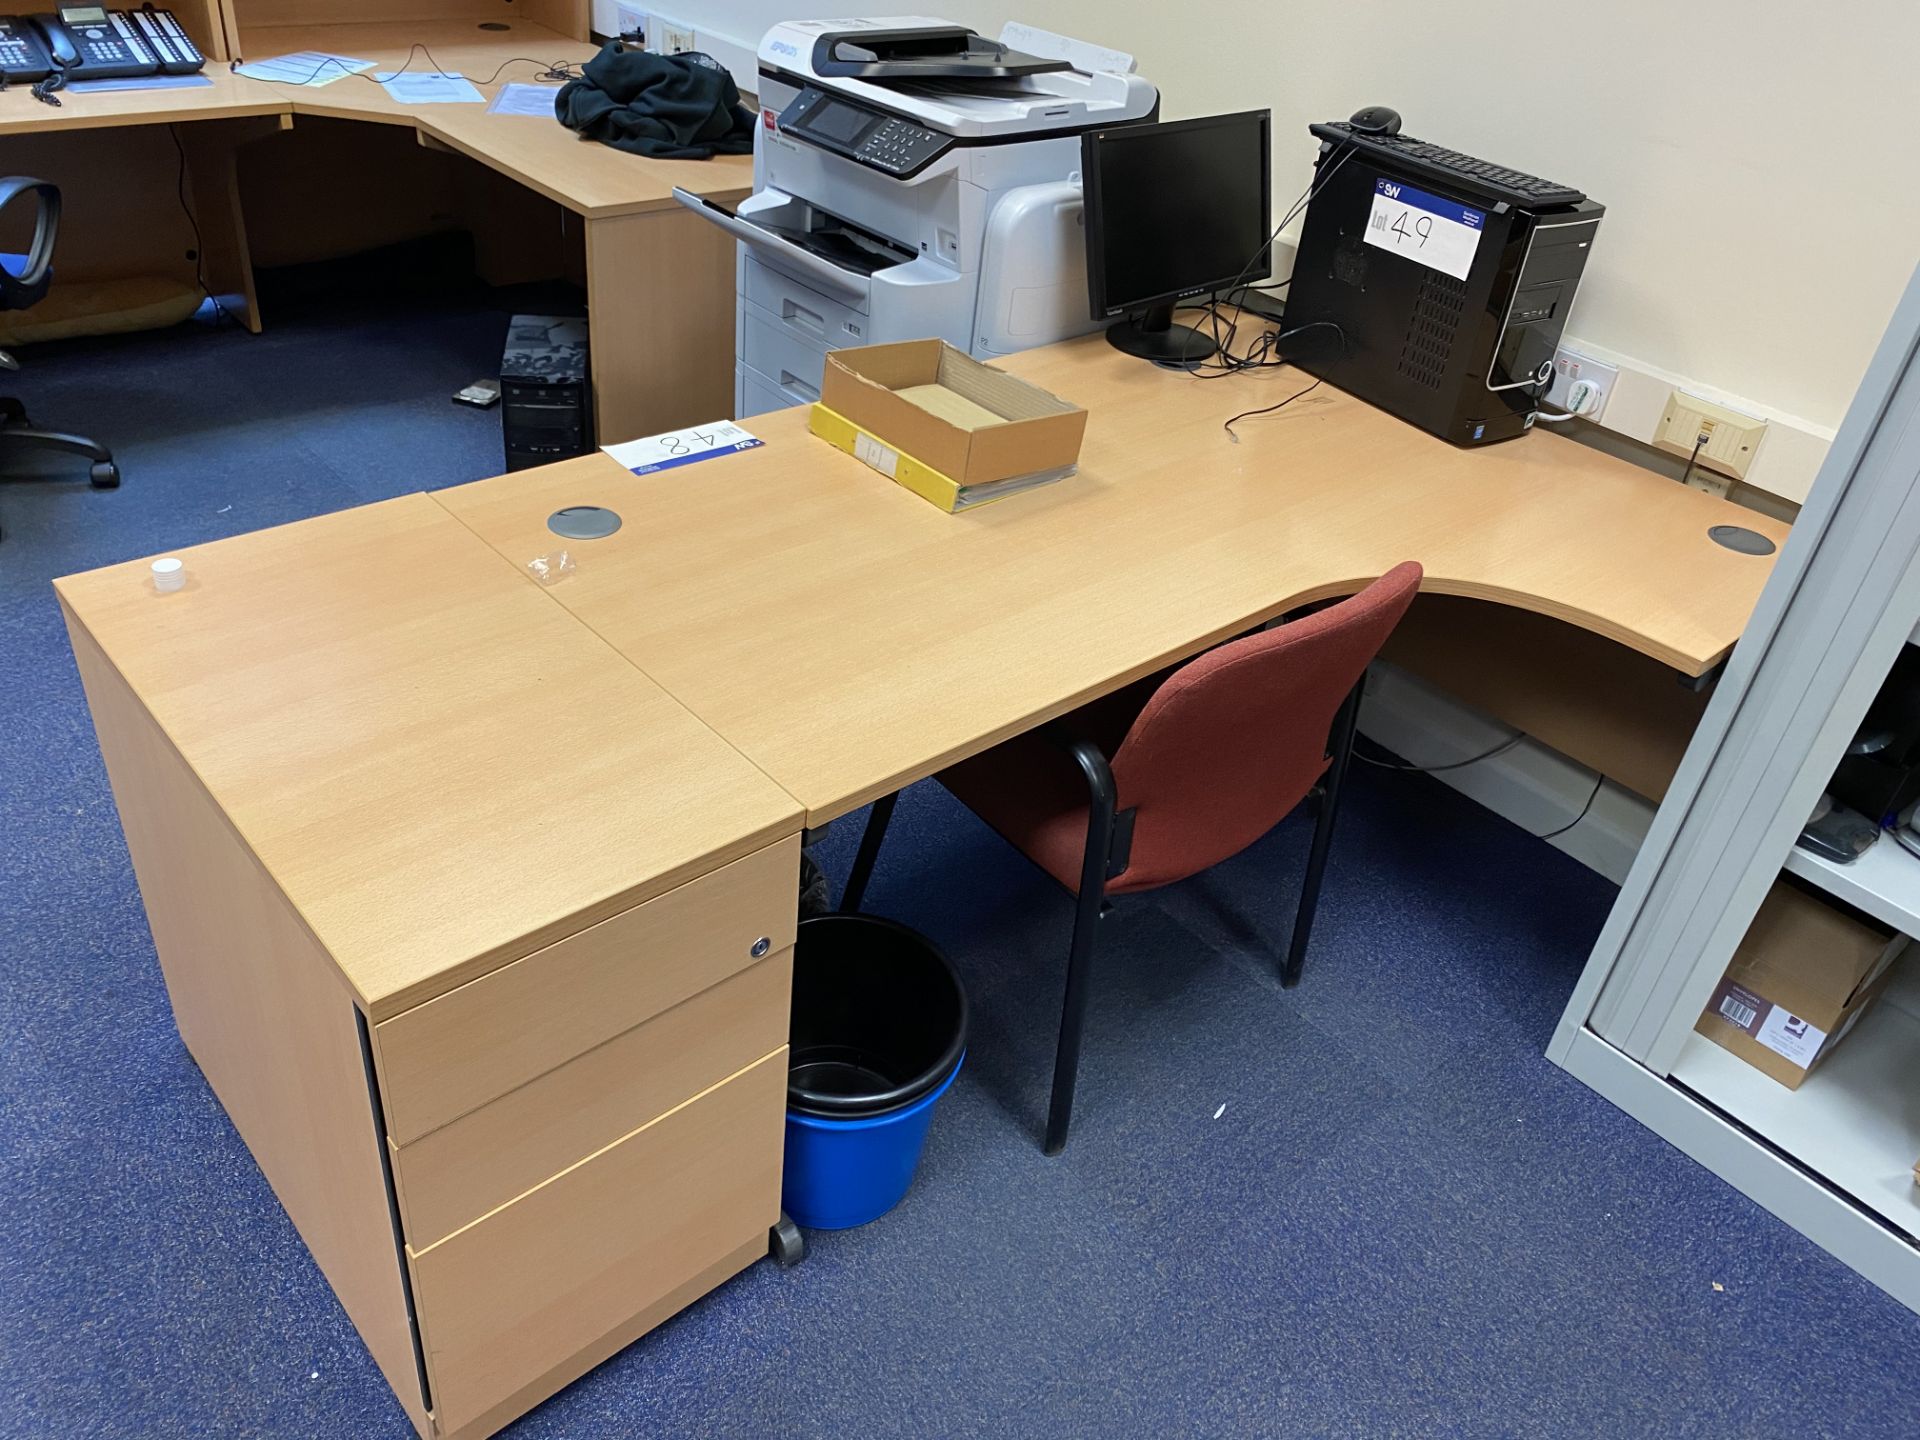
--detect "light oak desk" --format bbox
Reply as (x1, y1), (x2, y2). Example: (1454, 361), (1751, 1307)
(0, 11), (750, 443)
(439, 335), (1791, 826)
(55, 337), (1787, 1437)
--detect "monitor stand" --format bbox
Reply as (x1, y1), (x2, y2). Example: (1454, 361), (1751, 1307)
(1104, 303), (1218, 366)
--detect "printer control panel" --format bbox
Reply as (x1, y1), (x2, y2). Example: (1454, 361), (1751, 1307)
(779, 86), (951, 178)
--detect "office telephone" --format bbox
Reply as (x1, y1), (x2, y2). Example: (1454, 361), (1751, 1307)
(0, 6), (203, 92)
(0, 15), (53, 79)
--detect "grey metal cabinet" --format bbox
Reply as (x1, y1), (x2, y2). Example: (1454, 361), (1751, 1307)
(1550, 266), (1920, 1316)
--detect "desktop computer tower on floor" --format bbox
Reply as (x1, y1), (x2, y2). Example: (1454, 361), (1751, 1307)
(1286, 129), (1603, 447)
(501, 315), (593, 471)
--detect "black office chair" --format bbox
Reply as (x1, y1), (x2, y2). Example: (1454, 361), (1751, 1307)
(1, 176), (119, 540)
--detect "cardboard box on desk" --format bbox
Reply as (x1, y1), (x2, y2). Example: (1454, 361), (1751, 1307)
(1695, 881), (1906, 1090)
(811, 340), (1087, 512)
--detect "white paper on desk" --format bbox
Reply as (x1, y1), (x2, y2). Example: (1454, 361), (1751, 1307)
(377, 71), (486, 105)
(488, 81), (564, 118)
(67, 73), (214, 93)
(233, 52), (375, 87)
(604, 422), (764, 476)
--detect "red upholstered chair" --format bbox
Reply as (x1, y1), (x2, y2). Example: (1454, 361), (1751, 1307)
(840, 562), (1422, 1154)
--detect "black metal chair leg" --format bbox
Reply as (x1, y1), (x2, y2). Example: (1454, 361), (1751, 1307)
(0, 426), (113, 466)
(1043, 736), (1122, 1155)
(1044, 874), (1106, 1155)
(1281, 678), (1364, 989)
(839, 791), (898, 913)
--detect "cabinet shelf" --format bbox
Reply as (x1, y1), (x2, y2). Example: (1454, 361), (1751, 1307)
(1785, 835), (1920, 938)
(1670, 964), (1920, 1239)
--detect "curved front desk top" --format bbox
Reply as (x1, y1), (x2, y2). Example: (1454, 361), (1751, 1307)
(0, 18), (753, 220)
(439, 333), (1788, 825)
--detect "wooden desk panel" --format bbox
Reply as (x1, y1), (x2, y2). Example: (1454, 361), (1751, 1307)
(238, 19), (753, 218)
(1380, 594), (1712, 802)
(239, 19), (749, 431)
(407, 1048), (786, 1436)
(231, 0), (580, 33)
(0, 22), (751, 216)
(0, 21), (749, 434)
(373, 835), (798, 1145)
(61, 616), (431, 1436)
(0, 69), (284, 135)
(435, 337), (1789, 825)
(60, 491), (804, 1438)
(388, 951), (791, 1248)
(54, 494), (801, 1019)
(416, 92), (753, 222)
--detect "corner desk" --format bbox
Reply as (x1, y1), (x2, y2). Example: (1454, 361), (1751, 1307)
(54, 334), (1789, 1437)
(0, 7), (749, 444)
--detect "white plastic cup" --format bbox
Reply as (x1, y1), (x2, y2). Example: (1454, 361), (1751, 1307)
(152, 558), (186, 594)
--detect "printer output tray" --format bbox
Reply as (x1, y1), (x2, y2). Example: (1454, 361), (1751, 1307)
(673, 190), (914, 307)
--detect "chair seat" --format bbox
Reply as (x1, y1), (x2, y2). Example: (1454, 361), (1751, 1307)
(939, 672), (1168, 896)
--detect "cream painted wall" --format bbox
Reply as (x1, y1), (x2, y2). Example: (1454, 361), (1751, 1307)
(621, 1), (1917, 453)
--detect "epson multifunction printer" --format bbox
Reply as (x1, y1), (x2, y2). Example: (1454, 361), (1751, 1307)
(673, 18), (1157, 417)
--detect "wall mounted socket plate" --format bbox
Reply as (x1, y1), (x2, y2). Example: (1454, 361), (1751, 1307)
(659, 21), (697, 53)
(1654, 390), (1768, 481)
(612, 3), (648, 40)
(1545, 347), (1619, 421)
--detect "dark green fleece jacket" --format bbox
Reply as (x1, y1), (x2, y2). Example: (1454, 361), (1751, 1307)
(556, 43), (755, 159)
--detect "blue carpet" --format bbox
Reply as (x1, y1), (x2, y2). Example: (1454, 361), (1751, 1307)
(4, 296), (1918, 1439)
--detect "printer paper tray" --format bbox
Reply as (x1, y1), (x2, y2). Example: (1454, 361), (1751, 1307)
(674, 189), (909, 310)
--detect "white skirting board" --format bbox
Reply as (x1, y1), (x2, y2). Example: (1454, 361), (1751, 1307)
(1358, 661), (1655, 885)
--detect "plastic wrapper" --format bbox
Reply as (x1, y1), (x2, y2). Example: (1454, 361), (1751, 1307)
(526, 550), (576, 586)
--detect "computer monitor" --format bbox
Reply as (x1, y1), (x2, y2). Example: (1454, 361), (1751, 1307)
(1082, 110), (1272, 365)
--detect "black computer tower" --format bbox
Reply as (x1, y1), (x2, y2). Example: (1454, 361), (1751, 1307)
(1828, 646), (1920, 826)
(1285, 141), (1603, 447)
(501, 315), (594, 471)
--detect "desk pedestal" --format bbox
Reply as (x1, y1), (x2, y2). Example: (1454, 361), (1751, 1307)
(63, 610), (796, 1440)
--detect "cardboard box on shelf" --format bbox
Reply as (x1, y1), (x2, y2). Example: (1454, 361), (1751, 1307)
(1695, 882), (1907, 1090)
(811, 340), (1088, 512)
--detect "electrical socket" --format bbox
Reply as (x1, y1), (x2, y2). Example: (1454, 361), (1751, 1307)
(659, 21), (697, 54)
(612, 3), (648, 41)
(1544, 347), (1618, 421)
(1654, 390), (1767, 482)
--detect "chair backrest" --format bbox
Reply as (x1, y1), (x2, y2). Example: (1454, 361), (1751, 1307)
(1108, 562), (1422, 889)
(0, 177), (60, 313)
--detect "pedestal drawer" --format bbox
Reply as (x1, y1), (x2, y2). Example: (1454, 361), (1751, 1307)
(409, 1047), (787, 1436)
(390, 952), (791, 1248)
(373, 835), (798, 1144)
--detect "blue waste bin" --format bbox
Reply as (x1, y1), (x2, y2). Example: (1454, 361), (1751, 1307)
(782, 914), (967, 1230)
